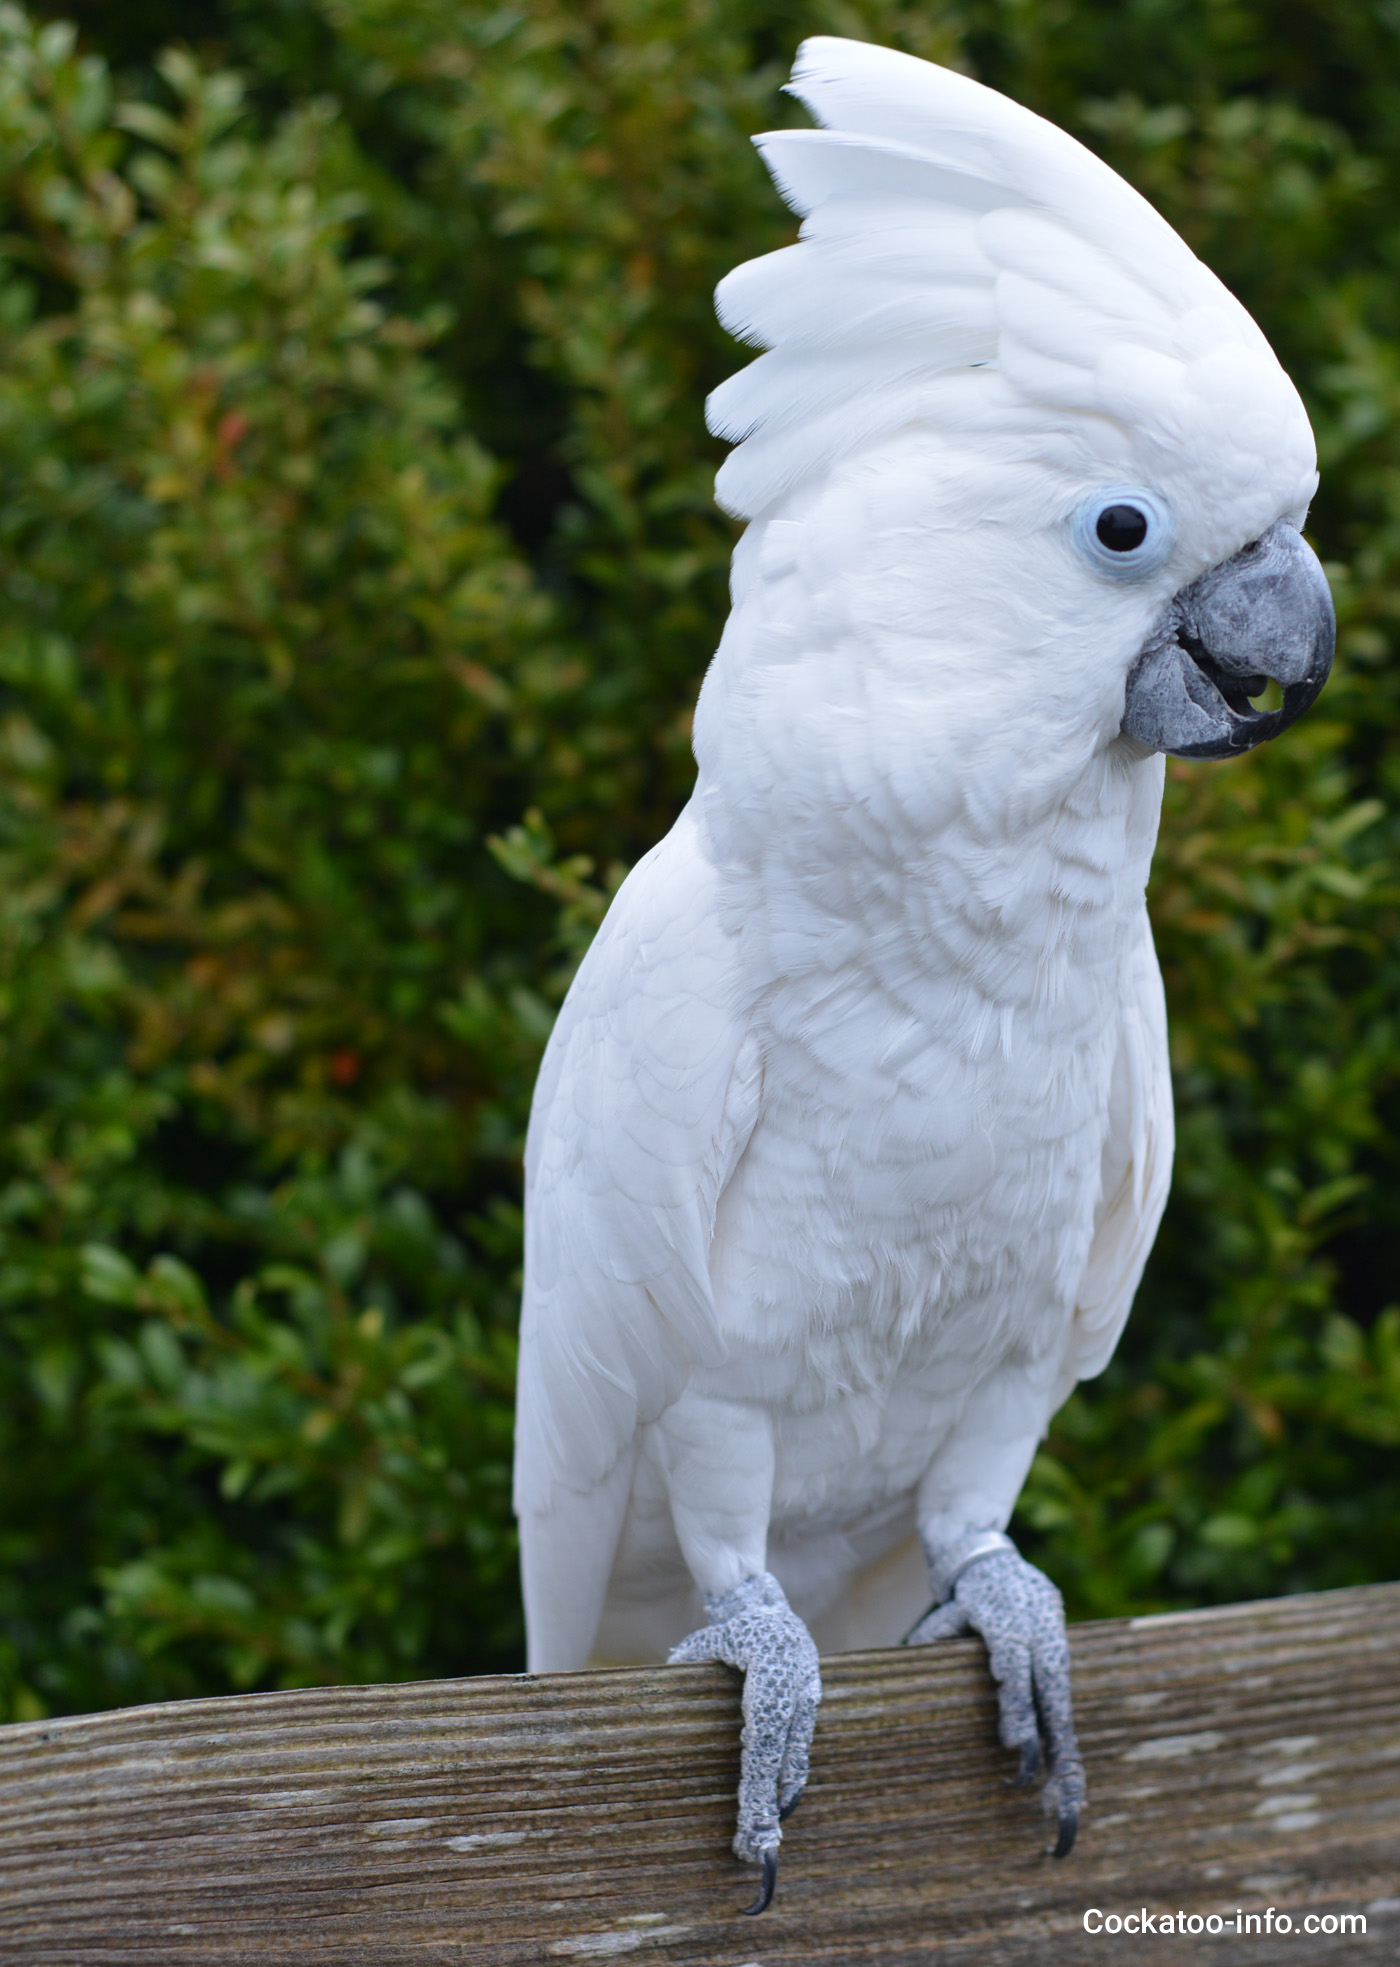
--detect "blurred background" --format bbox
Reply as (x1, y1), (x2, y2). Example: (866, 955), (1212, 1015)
(0, 0), (1396, 1722)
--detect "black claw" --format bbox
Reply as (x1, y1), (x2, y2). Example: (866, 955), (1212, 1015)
(778, 1786), (805, 1823)
(1010, 1740), (1041, 1788)
(742, 1848), (778, 1916)
(1052, 1806), (1078, 1860)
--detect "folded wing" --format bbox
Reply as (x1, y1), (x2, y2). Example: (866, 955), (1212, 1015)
(515, 807), (760, 1667)
(1068, 910), (1174, 1385)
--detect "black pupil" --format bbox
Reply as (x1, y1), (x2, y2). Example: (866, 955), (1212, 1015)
(1096, 503), (1149, 553)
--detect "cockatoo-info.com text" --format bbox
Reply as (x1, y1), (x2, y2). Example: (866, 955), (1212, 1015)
(515, 37), (1334, 1914)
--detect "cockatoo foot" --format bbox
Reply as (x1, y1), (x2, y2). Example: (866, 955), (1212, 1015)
(907, 1535), (1084, 1859)
(669, 1569), (822, 1913)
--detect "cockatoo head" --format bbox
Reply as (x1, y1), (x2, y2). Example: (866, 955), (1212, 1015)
(703, 39), (1333, 772)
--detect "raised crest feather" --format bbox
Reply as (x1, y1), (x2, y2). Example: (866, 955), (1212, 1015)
(710, 36), (1293, 521)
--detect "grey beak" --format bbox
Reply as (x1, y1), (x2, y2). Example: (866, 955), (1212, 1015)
(1121, 521), (1335, 760)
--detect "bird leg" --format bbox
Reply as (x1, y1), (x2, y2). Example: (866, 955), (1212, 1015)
(907, 1529), (1084, 1856)
(669, 1570), (822, 1913)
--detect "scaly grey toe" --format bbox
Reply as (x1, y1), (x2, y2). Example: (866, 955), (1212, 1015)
(669, 1569), (822, 1904)
(907, 1541), (1084, 1853)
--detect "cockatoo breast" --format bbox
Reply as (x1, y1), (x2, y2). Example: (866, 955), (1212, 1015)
(689, 429), (1168, 1519)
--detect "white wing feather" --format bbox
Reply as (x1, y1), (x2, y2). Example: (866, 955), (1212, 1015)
(1070, 911), (1174, 1384)
(515, 806), (760, 1667)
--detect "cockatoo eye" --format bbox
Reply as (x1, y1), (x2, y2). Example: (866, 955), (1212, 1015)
(1073, 486), (1175, 579)
(1096, 504), (1148, 551)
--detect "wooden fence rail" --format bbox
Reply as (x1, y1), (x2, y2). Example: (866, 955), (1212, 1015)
(0, 1583), (1397, 1964)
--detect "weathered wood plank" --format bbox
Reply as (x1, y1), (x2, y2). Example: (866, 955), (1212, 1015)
(0, 1584), (1396, 1964)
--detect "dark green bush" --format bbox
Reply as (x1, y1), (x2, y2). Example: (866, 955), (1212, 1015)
(0, 0), (1397, 1719)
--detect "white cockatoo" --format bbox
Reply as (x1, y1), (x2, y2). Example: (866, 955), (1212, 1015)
(515, 37), (1333, 1912)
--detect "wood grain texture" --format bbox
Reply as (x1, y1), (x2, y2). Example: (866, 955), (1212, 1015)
(0, 1584), (1397, 1964)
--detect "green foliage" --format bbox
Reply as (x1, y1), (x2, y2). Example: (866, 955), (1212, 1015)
(0, 0), (1398, 1718)
(0, 7), (554, 1712)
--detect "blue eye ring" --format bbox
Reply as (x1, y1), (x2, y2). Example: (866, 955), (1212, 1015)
(1072, 485), (1175, 579)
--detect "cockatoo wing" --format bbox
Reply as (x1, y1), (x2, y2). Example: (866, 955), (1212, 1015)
(1068, 910), (1174, 1385)
(711, 36), (1312, 539)
(515, 806), (761, 1669)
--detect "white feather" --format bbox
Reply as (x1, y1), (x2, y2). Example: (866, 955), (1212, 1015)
(712, 36), (1313, 527)
(517, 37), (1315, 1673)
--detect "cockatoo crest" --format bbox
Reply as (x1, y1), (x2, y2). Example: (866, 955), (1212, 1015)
(711, 38), (1316, 557)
